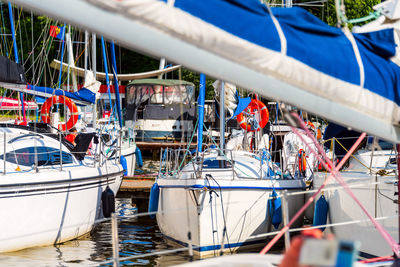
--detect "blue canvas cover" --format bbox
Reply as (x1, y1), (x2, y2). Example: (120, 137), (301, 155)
(26, 85), (96, 104)
(168, 1), (400, 106)
(13, 0), (400, 142)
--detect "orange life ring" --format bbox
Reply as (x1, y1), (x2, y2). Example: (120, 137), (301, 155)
(40, 95), (79, 131)
(298, 149), (307, 176)
(236, 99), (269, 132)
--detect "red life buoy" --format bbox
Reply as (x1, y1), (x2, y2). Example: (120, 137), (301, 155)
(40, 95), (79, 131)
(236, 99), (269, 132)
(298, 149), (307, 176)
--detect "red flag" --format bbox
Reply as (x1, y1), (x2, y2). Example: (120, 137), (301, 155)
(49, 25), (64, 40)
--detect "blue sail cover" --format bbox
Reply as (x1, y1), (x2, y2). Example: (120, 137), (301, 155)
(164, 1), (400, 112)
(10, 0), (400, 142)
(26, 85), (96, 104)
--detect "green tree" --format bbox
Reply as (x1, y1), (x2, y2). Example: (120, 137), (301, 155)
(298, 0), (381, 26)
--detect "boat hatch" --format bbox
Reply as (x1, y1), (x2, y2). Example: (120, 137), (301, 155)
(202, 159), (232, 169)
(0, 147), (73, 166)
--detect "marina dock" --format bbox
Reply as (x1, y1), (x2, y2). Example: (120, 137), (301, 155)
(117, 175), (156, 212)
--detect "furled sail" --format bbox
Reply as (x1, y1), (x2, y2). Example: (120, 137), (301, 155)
(10, 0), (400, 142)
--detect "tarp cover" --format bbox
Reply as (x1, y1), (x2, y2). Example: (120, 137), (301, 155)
(26, 85), (96, 104)
(86, 0), (400, 124)
(162, 1), (400, 123)
(0, 97), (37, 110)
(12, 0), (400, 141)
(0, 55), (26, 84)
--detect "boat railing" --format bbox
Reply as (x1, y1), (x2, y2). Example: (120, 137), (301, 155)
(0, 129), (123, 174)
(95, 175), (399, 266)
(158, 146), (287, 180)
(321, 136), (396, 174)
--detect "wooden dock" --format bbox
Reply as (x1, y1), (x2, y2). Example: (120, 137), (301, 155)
(117, 175), (156, 212)
(136, 141), (197, 151)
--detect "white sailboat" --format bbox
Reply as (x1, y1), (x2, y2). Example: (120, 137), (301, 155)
(0, 123), (124, 252)
(156, 149), (306, 257)
(313, 127), (399, 257)
(154, 80), (306, 257)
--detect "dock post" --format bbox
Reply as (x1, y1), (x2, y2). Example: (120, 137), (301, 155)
(111, 212), (120, 267)
(281, 190), (290, 250)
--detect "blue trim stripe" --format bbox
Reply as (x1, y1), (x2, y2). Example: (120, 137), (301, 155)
(159, 184), (305, 190)
(164, 234), (267, 252)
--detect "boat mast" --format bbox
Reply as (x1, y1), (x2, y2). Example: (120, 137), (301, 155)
(197, 73), (206, 153)
(397, 144), (400, 250)
(220, 81), (225, 152)
(158, 58), (166, 79)
(110, 41), (123, 128)
(8, 2), (25, 123)
(66, 24), (78, 92)
(100, 37), (113, 115)
(57, 23), (65, 89)
(92, 33), (97, 129)
(83, 30), (88, 123)
(84, 31), (88, 74)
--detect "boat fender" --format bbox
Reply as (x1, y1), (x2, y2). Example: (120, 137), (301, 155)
(120, 155), (128, 176)
(148, 182), (160, 219)
(101, 186), (115, 218)
(313, 194), (329, 231)
(267, 189), (282, 229)
(135, 146), (143, 168)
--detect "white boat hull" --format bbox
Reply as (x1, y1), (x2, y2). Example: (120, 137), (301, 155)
(0, 162), (123, 252)
(121, 142), (136, 176)
(313, 171), (398, 257)
(157, 178), (305, 257)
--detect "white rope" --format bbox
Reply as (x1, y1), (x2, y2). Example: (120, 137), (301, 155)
(343, 27), (365, 88)
(244, 214), (398, 241)
(264, 3), (287, 55)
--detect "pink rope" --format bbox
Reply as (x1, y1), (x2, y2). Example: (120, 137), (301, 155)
(260, 113), (400, 257)
(291, 113), (400, 257)
(260, 123), (366, 254)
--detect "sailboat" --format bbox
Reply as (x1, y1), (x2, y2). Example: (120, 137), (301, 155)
(312, 124), (399, 257)
(9, 0), (400, 263)
(125, 78), (196, 143)
(151, 79), (306, 257)
(0, 5), (126, 252)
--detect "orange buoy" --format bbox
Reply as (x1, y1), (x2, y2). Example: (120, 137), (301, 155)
(236, 99), (269, 132)
(40, 95), (79, 131)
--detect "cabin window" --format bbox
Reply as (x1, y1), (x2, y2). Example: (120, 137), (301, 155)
(202, 159), (232, 169)
(0, 147), (73, 167)
(126, 85), (154, 105)
(150, 85), (164, 104)
(378, 140), (394, 150)
(127, 84), (195, 106)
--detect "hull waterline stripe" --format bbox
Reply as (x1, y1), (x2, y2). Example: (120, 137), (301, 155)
(158, 184), (305, 190)
(0, 170), (124, 188)
(164, 234), (267, 252)
(0, 179), (120, 199)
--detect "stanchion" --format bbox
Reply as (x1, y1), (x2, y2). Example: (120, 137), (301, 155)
(281, 190), (290, 250)
(111, 212), (120, 267)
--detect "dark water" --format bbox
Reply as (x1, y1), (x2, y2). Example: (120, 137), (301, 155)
(0, 197), (192, 267)
(0, 158), (193, 267)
